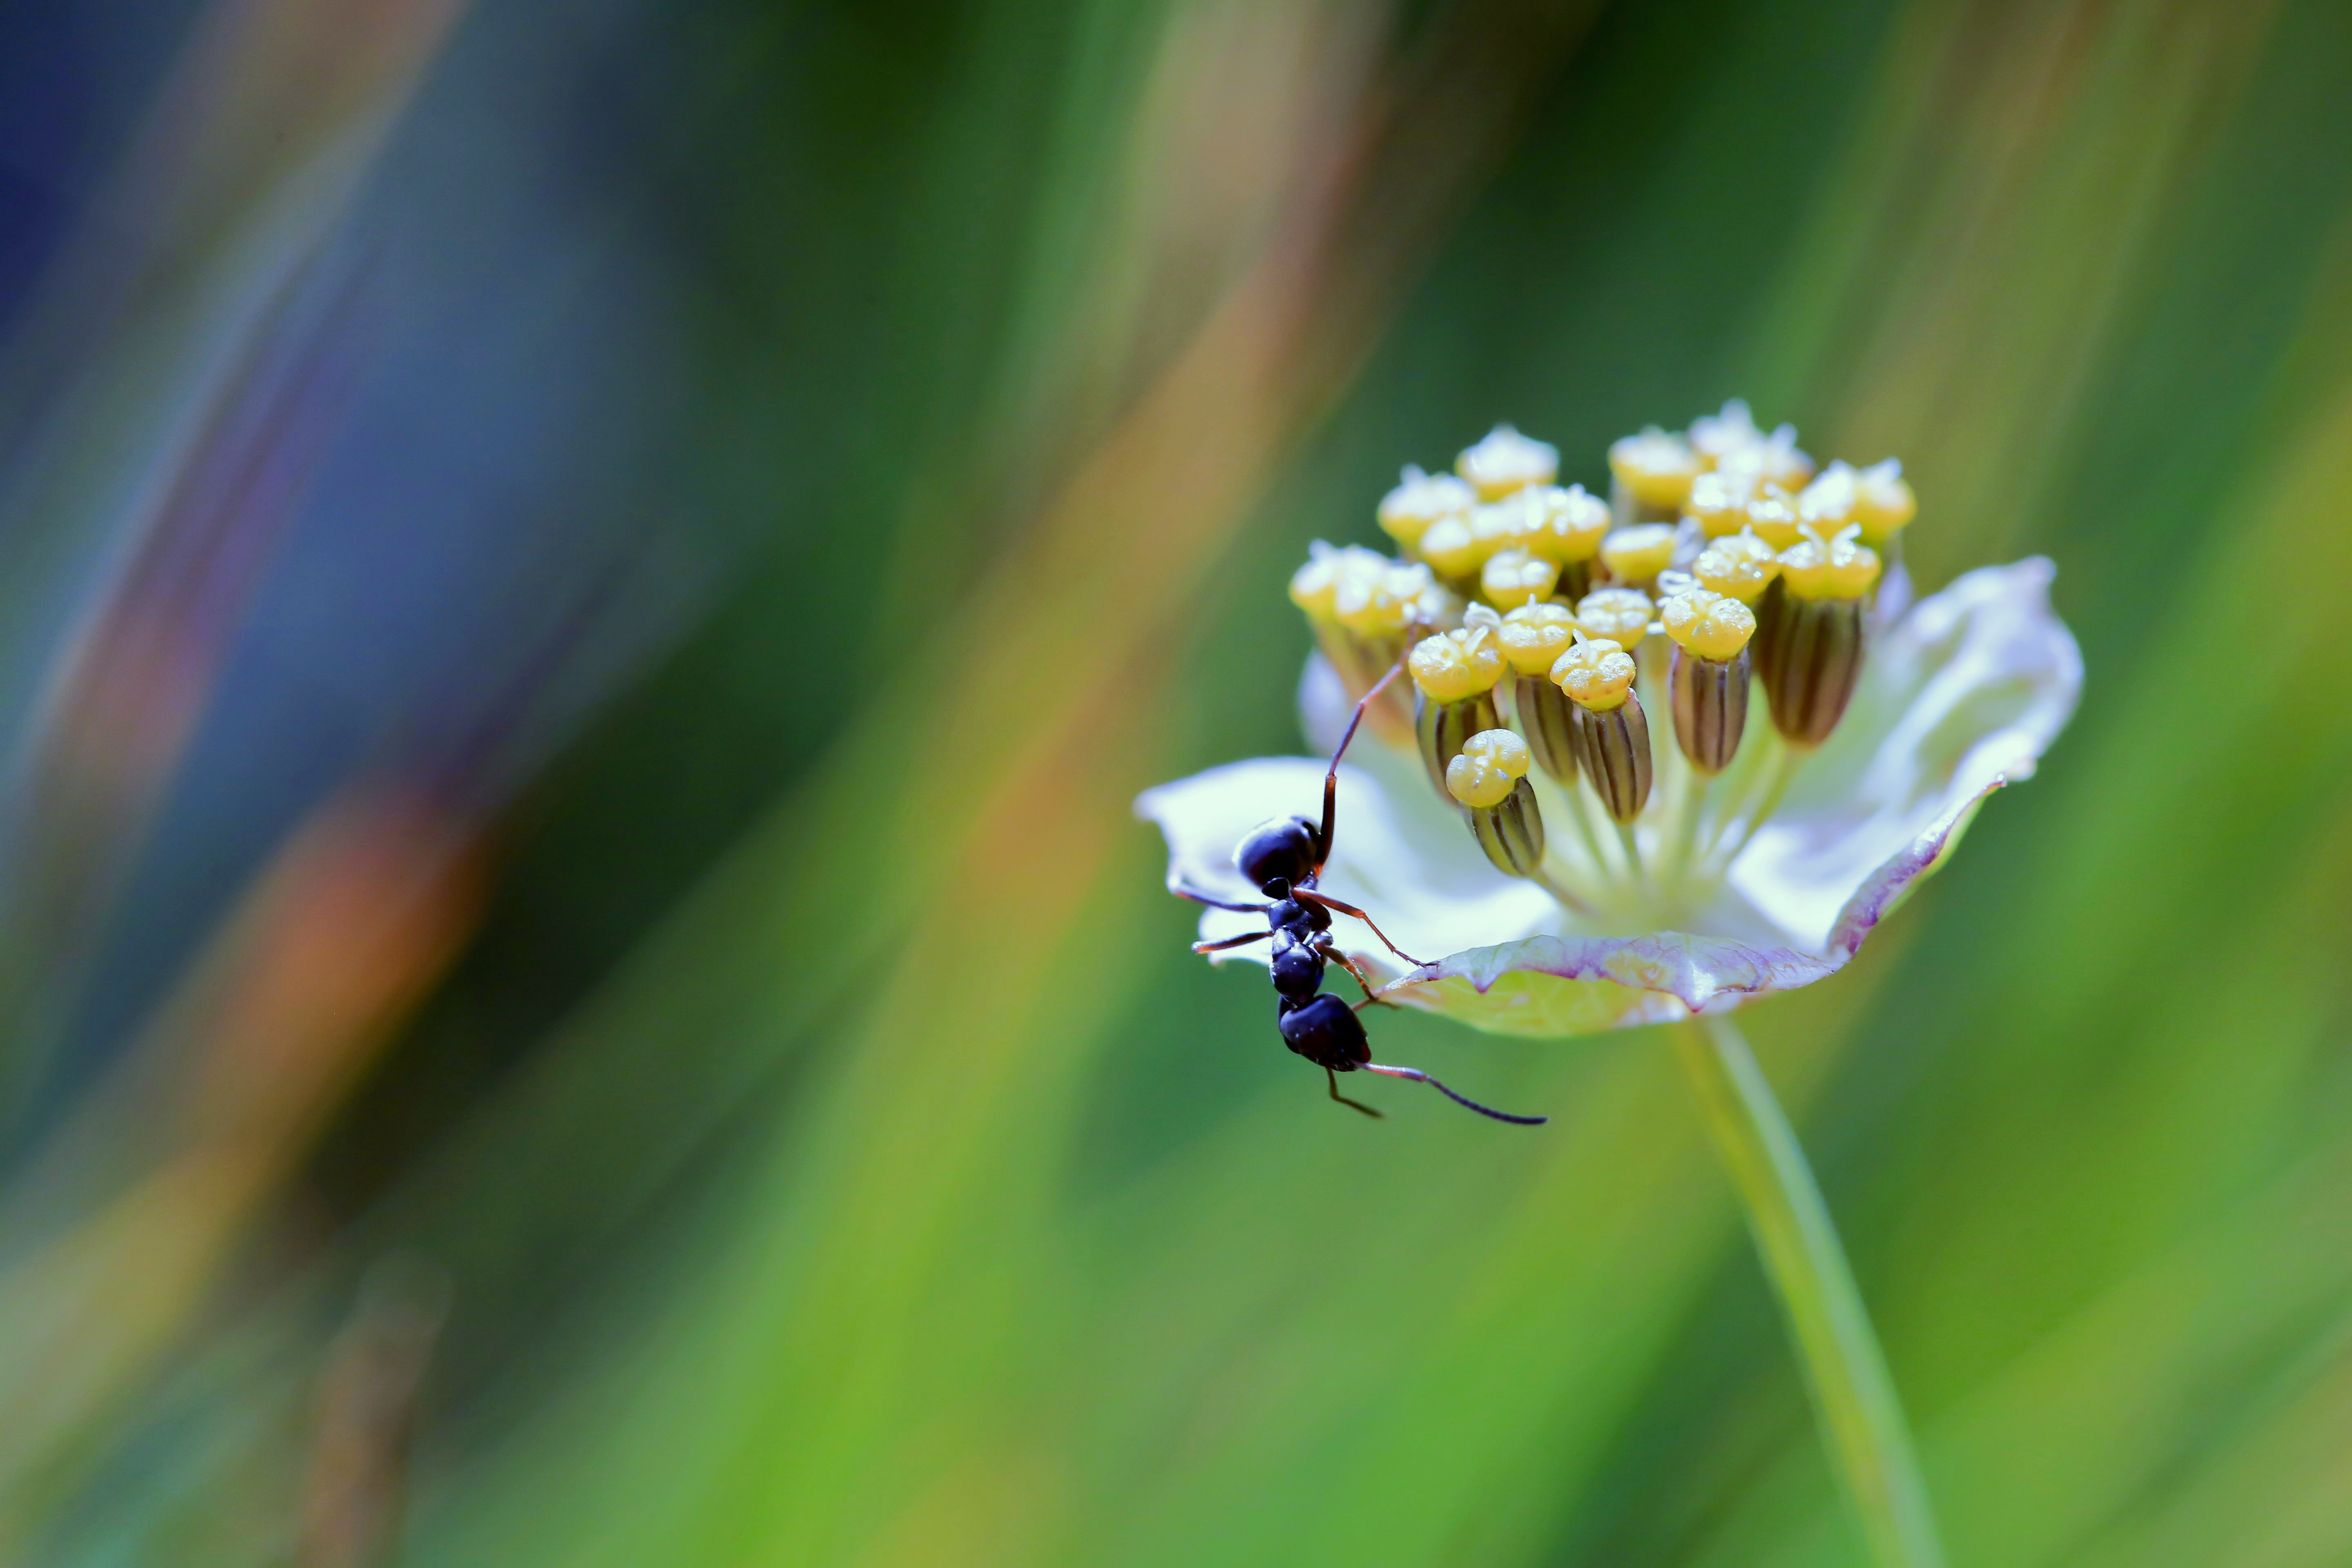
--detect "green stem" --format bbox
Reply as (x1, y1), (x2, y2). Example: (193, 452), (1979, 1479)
(1671, 1016), (1945, 1568)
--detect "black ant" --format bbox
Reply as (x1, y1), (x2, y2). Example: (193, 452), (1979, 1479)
(1174, 660), (1546, 1126)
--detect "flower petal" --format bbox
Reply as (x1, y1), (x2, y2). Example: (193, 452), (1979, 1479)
(1381, 760), (2015, 1037)
(1392, 931), (1839, 1037)
(1134, 755), (1557, 970)
(1729, 557), (2082, 951)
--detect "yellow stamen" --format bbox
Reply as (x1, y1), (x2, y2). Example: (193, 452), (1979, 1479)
(1376, 465), (1475, 549)
(1796, 460), (1856, 533)
(1688, 400), (1766, 469)
(1743, 486), (1803, 549)
(1576, 586), (1653, 649)
(1417, 512), (1489, 579)
(1287, 541), (1390, 621)
(1692, 530), (1779, 604)
(1333, 559), (1430, 637)
(1456, 423), (1559, 501)
(1479, 548), (1560, 608)
(1552, 634), (1636, 712)
(1396, 565), (1466, 633)
(1682, 468), (1756, 537)
(1779, 524), (1882, 600)
(1659, 586), (1757, 660)
(1717, 438), (1814, 494)
(1496, 601), (1578, 675)
(1484, 486), (1570, 559)
(1852, 458), (1915, 546)
(1528, 482), (1612, 565)
(1693, 401), (1814, 491)
(1408, 608), (1508, 700)
(1446, 728), (1531, 808)
(1600, 523), (1677, 587)
(1607, 427), (1699, 509)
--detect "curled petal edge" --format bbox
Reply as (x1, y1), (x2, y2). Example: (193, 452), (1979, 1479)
(1381, 771), (2007, 1038)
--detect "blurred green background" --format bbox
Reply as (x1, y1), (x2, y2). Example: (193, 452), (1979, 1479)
(1, 0), (2349, 1561)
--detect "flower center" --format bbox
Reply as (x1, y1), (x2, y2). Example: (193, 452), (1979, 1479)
(1290, 405), (1919, 927)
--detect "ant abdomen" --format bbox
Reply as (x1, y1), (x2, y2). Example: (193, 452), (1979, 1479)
(1278, 993), (1371, 1071)
(1235, 815), (1320, 894)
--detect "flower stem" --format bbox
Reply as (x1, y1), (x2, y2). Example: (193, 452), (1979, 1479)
(1670, 1016), (1945, 1568)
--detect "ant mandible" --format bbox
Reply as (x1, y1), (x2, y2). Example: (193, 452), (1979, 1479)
(1173, 658), (1546, 1126)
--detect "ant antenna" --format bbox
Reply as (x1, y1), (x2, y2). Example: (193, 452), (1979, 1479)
(1326, 1067), (1382, 1118)
(1363, 1063), (1546, 1125)
(1314, 651), (1412, 875)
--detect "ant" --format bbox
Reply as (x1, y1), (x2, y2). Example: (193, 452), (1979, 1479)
(1174, 659), (1546, 1127)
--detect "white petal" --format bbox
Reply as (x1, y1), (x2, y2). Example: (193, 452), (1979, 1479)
(1134, 754), (1556, 972)
(1730, 557), (2082, 951)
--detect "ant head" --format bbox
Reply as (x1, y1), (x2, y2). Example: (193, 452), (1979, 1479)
(1236, 815), (1319, 895)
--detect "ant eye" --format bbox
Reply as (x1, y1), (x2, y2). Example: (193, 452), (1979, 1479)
(1234, 816), (1317, 893)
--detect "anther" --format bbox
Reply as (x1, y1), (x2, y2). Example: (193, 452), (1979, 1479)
(1659, 587), (1756, 774)
(1445, 728), (1529, 809)
(1505, 482), (1608, 601)
(1446, 729), (1546, 878)
(1479, 547), (1560, 608)
(1779, 523), (1881, 601)
(1608, 427), (1699, 521)
(1332, 559), (1412, 637)
(1457, 424), (1559, 501)
(1415, 512), (1492, 583)
(1377, 465), (1475, 550)
(1599, 523), (1677, 592)
(1692, 400), (1813, 492)
(1692, 531), (1779, 605)
(1497, 603), (1579, 784)
(1851, 458), (1915, 546)
(1292, 543), (1438, 737)
(1795, 461), (1856, 535)
(1682, 468), (1757, 538)
(1288, 541), (1388, 622)
(1742, 486), (1803, 549)
(1688, 399), (1765, 468)
(1409, 608), (1508, 796)
(1755, 527), (1880, 747)
(1552, 637), (1653, 824)
(1575, 586), (1653, 650)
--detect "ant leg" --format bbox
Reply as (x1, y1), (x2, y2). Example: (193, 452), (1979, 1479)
(1290, 889), (1427, 969)
(1363, 1063), (1546, 1125)
(1170, 881), (1268, 915)
(1318, 937), (1395, 1007)
(1193, 931), (1270, 955)
(1326, 1067), (1383, 1119)
(1314, 655), (1410, 875)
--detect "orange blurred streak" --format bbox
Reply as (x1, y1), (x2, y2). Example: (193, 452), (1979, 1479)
(297, 1260), (449, 1568)
(0, 789), (483, 1526)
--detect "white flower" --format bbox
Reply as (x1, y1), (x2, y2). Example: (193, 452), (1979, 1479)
(1139, 551), (2079, 1039)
